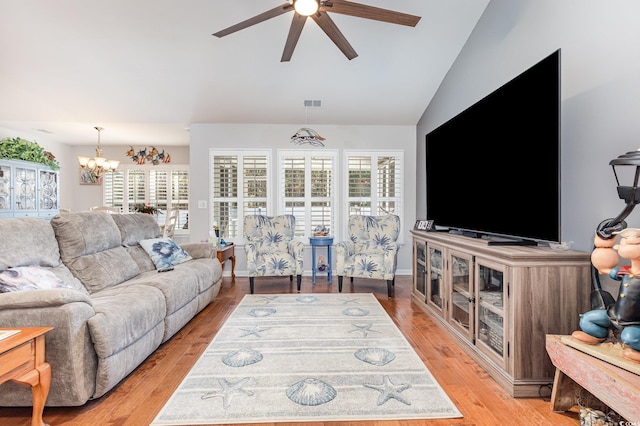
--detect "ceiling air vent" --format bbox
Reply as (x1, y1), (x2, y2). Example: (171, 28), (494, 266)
(303, 99), (323, 108)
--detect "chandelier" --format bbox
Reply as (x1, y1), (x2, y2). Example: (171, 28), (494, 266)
(77, 126), (119, 177)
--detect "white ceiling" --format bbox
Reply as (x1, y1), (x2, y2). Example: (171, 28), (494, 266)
(0, 0), (489, 146)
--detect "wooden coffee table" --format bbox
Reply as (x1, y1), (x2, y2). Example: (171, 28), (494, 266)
(0, 327), (53, 426)
(217, 244), (236, 280)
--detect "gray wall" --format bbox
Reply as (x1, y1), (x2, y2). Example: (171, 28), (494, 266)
(417, 0), (640, 252)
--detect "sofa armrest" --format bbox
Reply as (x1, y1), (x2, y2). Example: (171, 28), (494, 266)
(288, 240), (305, 275)
(382, 242), (400, 278)
(0, 288), (92, 310)
(335, 241), (355, 275)
(181, 242), (215, 259)
(0, 288), (98, 406)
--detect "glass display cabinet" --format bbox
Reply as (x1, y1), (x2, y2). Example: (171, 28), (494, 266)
(0, 159), (59, 219)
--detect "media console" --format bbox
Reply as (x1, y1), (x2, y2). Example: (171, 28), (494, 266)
(411, 230), (591, 397)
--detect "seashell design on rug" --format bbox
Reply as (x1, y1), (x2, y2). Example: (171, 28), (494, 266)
(286, 378), (337, 406)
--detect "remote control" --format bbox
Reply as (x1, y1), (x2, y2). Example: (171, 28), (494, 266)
(157, 266), (174, 273)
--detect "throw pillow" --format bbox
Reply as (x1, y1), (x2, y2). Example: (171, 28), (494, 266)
(139, 238), (192, 270)
(0, 266), (73, 293)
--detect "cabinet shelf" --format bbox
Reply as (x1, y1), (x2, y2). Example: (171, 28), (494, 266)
(453, 284), (470, 298)
(411, 229), (591, 397)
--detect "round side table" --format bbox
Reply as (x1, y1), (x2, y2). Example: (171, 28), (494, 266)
(309, 236), (333, 284)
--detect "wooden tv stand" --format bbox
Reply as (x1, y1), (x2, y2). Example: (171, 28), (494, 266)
(411, 230), (591, 397)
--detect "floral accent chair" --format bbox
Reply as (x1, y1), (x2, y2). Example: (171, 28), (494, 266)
(243, 214), (304, 294)
(336, 215), (400, 297)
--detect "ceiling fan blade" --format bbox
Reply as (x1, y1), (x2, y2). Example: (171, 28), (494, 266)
(321, 0), (421, 27)
(311, 11), (358, 60)
(281, 13), (308, 62)
(213, 3), (293, 37)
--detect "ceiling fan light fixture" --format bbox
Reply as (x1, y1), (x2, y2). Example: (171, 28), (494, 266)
(294, 0), (318, 16)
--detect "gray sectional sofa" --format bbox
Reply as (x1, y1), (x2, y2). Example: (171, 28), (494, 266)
(0, 212), (222, 406)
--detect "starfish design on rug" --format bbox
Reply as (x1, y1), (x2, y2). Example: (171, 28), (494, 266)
(363, 375), (412, 406)
(201, 377), (254, 409)
(239, 325), (271, 338)
(349, 323), (381, 337)
(257, 296), (279, 304)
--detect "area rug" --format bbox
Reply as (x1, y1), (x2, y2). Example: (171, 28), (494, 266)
(151, 293), (462, 424)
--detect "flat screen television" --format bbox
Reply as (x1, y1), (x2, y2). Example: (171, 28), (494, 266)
(426, 49), (560, 245)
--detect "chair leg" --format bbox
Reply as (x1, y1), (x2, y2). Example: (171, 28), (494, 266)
(296, 275), (302, 291)
(289, 275), (293, 281)
(387, 279), (393, 298)
(350, 277), (354, 282)
(338, 276), (343, 292)
(250, 277), (255, 294)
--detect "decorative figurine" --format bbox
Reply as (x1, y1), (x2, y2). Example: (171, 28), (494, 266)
(317, 255), (327, 271)
(572, 228), (640, 362)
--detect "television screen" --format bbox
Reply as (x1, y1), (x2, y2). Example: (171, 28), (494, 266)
(426, 50), (560, 244)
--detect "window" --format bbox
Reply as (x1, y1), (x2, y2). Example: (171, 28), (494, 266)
(210, 150), (271, 240)
(208, 149), (402, 243)
(344, 150), (403, 220)
(103, 164), (190, 230)
(278, 150), (338, 237)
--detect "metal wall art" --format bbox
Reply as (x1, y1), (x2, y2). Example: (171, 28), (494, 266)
(126, 146), (171, 165)
(290, 128), (326, 147)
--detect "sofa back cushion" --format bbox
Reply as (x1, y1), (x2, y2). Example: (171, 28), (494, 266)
(111, 213), (161, 246)
(0, 218), (62, 269)
(51, 212), (141, 293)
(243, 214), (296, 254)
(111, 213), (161, 273)
(348, 214), (401, 254)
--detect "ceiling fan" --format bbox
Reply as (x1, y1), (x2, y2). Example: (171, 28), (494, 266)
(213, 0), (421, 62)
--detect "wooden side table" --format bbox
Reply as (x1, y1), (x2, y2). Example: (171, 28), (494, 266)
(546, 334), (640, 422)
(0, 327), (53, 426)
(217, 244), (236, 280)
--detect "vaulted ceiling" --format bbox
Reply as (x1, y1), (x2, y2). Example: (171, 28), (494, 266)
(0, 0), (489, 146)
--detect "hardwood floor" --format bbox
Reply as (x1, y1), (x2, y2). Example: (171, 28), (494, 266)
(0, 275), (580, 426)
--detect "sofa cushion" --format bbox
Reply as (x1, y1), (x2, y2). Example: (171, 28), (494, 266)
(51, 212), (123, 258)
(0, 218), (62, 269)
(51, 212), (141, 293)
(140, 238), (192, 269)
(88, 284), (166, 359)
(65, 248), (142, 294)
(111, 213), (161, 247)
(0, 266), (74, 293)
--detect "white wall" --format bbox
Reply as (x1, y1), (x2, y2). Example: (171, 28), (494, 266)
(417, 0), (640, 252)
(189, 123), (417, 277)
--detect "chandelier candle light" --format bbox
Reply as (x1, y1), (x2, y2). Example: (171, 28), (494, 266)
(78, 126), (119, 178)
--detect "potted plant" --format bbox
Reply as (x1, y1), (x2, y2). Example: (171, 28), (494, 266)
(0, 137), (60, 170)
(134, 203), (159, 215)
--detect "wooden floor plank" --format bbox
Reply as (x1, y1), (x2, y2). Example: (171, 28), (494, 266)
(0, 276), (580, 426)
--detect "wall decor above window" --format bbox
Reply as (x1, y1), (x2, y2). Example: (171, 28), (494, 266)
(126, 146), (171, 165)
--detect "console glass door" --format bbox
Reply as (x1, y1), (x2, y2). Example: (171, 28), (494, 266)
(427, 244), (445, 316)
(449, 250), (473, 340)
(476, 260), (506, 364)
